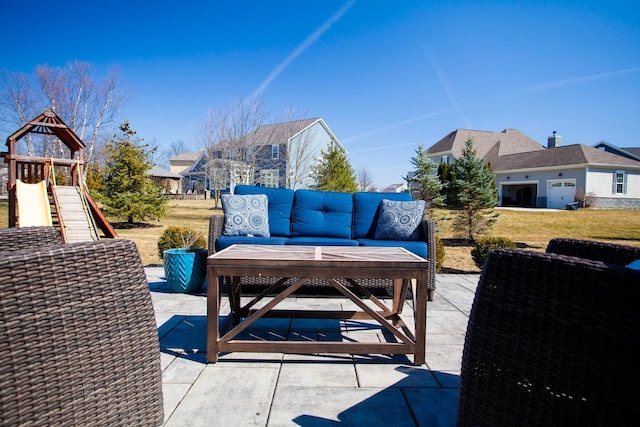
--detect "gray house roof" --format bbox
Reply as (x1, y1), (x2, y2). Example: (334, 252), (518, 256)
(428, 128), (544, 159)
(486, 143), (640, 172)
(170, 152), (201, 162)
(252, 119), (320, 145)
(149, 166), (182, 178)
(251, 118), (346, 153)
(593, 141), (640, 162)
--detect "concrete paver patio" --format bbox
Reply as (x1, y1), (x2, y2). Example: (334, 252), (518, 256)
(147, 267), (479, 426)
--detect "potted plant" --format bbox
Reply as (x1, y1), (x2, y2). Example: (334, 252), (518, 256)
(158, 226), (208, 293)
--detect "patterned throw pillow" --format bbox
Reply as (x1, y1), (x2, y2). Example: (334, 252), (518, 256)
(221, 194), (270, 237)
(374, 199), (426, 241)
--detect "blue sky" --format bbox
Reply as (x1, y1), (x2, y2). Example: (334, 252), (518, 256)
(2, 1), (639, 187)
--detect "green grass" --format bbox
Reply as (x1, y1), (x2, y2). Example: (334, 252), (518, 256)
(2, 200), (638, 271)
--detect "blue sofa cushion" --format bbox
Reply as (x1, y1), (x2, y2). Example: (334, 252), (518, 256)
(374, 199), (426, 241)
(291, 190), (353, 239)
(286, 237), (359, 246)
(221, 194), (270, 237)
(358, 238), (428, 259)
(215, 235), (288, 252)
(234, 185), (294, 237)
(352, 192), (412, 239)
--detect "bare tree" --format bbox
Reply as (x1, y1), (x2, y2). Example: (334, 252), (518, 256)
(0, 61), (126, 174)
(357, 166), (375, 191)
(198, 95), (274, 196)
(155, 139), (191, 169)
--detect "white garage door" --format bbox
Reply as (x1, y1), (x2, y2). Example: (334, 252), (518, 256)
(547, 179), (576, 209)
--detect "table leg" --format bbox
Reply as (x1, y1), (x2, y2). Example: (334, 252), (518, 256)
(207, 266), (220, 363)
(413, 271), (427, 365)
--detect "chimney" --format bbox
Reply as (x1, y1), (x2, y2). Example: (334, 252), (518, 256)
(548, 131), (561, 148)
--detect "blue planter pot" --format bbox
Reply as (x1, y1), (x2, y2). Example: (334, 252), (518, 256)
(163, 248), (208, 293)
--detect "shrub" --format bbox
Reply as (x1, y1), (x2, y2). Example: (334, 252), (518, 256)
(471, 236), (516, 269)
(157, 226), (206, 258)
(435, 235), (445, 273)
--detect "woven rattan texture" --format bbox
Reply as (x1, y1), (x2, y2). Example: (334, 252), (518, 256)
(0, 238), (163, 426)
(0, 226), (63, 250)
(456, 247), (640, 426)
(208, 214), (437, 296)
(547, 237), (640, 266)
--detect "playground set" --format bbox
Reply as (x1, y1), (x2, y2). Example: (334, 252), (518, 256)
(3, 109), (117, 242)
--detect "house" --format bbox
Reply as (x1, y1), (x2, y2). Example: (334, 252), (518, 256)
(383, 183), (408, 193)
(171, 118), (345, 193)
(427, 128), (640, 209)
(148, 166), (183, 194)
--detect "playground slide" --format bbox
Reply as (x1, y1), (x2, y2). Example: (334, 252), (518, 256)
(16, 180), (53, 227)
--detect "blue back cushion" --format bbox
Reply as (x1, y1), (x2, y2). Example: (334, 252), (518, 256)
(291, 189), (353, 239)
(352, 192), (412, 239)
(234, 185), (294, 237)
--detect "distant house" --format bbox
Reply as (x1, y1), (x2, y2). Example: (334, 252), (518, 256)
(148, 166), (183, 194)
(427, 128), (640, 209)
(171, 118), (345, 193)
(383, 183), (408, 193)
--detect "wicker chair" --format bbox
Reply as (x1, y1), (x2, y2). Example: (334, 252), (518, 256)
(0, 234), (164, 426)
(208, 214), (438, 300)
(547, 237), (640, 266)
(0, 225), (63, 249)
(456, 247), (640, 426)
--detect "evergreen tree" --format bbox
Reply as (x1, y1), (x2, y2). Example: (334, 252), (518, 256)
(404, 145), (444, 212)
(450, 138), (499, 241)
(101, 121), (168, 223)
(437, 161), (454, 205)
(314, 143), (358, 192)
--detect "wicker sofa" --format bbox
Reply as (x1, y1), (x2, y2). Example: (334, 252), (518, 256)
(456, 239), (640, 426)
(208, 185), (437, 300)
(0, 226), (163, 426)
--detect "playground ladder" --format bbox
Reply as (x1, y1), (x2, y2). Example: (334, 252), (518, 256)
(52, 186), (100, 243)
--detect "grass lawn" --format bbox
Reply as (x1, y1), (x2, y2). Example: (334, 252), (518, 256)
(1, 200), (638, 273)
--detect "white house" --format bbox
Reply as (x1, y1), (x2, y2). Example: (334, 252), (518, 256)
(427, 128), (640, 209)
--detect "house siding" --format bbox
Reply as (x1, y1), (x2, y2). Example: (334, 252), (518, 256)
(287, 121), (342, 190)
(587, 168), (640, 209)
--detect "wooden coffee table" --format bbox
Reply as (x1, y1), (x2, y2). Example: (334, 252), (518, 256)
(206, 244), (429, 365)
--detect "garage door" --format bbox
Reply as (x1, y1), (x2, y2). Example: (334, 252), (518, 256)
(547, 179), (576, 209)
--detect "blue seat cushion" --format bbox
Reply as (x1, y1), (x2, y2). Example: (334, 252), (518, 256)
(215, 235), (288, 252)
(291, 190), (353, 239)
(352, 192), (412, 239)
(358, 238), (428, 259)
(234, 185), (294, 237)
(286, 237), (359, 246)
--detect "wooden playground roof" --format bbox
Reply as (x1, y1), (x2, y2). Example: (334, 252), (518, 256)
(5, 108), (85, 154)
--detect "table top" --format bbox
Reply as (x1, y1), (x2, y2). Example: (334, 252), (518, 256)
(208, 244), (428, 269)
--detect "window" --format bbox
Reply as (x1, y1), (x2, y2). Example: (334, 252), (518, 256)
(615, 171), (625, 194)
(441, 155), (449, 164)
(261, 169), (279, 188)
(271, 145), (279, 160)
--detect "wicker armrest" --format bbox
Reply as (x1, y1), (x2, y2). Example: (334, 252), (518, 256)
(546, 237), (640, 266)
(0, 239), (163, 426)
(208, 214), (225, 255)
(421, 218), (437, 300)
(0, 226), (63, 249)
(457, 248), (640, 426)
